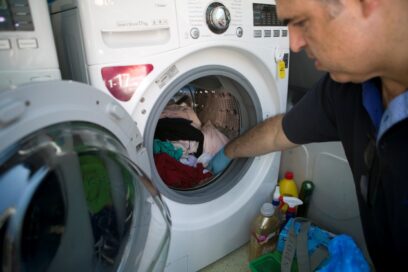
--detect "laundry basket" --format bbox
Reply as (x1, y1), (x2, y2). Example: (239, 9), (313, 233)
(249, 251), (298, 272)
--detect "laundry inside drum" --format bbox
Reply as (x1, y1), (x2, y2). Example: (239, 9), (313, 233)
(153, 76), (242, 191)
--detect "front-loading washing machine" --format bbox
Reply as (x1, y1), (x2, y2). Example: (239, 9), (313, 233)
(50, 1), (289, 271)
(0, 81), (171, 271)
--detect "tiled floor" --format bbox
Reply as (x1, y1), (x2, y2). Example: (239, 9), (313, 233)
(199, 243), (251, 272)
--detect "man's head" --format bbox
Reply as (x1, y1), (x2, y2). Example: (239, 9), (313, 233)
(276, 0), (407, 84)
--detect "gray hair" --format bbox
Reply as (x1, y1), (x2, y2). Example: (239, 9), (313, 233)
(319, 0), (344, 18)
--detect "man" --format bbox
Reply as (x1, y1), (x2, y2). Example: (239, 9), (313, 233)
(208, 0), (408, 270)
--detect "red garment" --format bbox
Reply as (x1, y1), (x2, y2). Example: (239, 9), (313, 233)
(154, 153), (213, 189)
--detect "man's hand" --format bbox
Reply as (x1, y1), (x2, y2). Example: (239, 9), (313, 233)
(207, 147), (231, 174)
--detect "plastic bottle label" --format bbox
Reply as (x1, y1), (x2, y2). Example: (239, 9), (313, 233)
(252, 231), (277, 245)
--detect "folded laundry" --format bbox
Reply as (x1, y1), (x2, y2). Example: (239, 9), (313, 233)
(154, 152), (212, 189)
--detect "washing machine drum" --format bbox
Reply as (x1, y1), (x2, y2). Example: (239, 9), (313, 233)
(0, 81), (170, 272)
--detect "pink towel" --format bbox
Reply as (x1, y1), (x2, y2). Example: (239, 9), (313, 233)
(201, 121), (229, 155)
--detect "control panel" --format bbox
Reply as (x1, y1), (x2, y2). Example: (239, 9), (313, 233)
(253, 3), (284, 27)
(176, 0), (290, 75)
(177, 1), (288, 48)
(252, 3), (286, 38)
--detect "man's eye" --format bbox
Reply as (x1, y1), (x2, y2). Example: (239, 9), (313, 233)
(294, 19), (307, 27)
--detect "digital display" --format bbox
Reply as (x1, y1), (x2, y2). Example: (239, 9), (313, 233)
(0, 0), (13, 32)
(0, 0), (34, 31)
(101, 64), (154, 102)
(253, 3), (285, 26)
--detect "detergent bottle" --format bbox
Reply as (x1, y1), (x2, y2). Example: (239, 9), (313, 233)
(279, 171), (299, 213)
(279, 171), (299, 197)
(248, 203), (281, 261)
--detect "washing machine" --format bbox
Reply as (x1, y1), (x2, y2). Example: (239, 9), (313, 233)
(0, 0), (60, 91)
(0, 81), (171, 271)
(50, 1), (289, 271)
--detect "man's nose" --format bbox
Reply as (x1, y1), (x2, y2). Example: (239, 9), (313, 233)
(289, 27), (306, 53)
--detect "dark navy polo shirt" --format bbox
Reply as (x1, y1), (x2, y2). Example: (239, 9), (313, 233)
(282, 74), (408, 271)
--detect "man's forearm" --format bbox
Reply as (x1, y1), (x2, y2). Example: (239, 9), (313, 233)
(224, 114), (297, 159)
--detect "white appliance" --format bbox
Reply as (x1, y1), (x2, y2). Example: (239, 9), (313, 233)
(0, 0), (60, 91)
(50, 1), (289, 271)
(0, 81), (170, 271)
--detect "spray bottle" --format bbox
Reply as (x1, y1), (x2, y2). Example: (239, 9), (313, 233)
(282, 196), (303, 222)
(279, 171), (298, 213)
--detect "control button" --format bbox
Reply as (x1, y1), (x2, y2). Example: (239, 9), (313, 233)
(236, 27), (243, 38)
(154, 0), (168, 7)
(17, 38), (37, 49)
(14, 11), (29, 16)
(0, 39), (11, 50)
(282, 29), (288, 37)
(190, 27), (200, 39)
(253, 30), (262, 38)
(9, 0), (29, 7)
(264, 30), (271, 38)
(14, 20), (34, 31)
(11, 5), (30, 14)
(273, 30), (280, 37)
(206, 2), (231, 34)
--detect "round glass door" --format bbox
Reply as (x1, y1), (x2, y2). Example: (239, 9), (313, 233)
(0, 122), (170, 272)
(145, 68), (263, 204)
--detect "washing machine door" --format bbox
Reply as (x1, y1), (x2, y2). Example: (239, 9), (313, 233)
(0, 81), (171, 272)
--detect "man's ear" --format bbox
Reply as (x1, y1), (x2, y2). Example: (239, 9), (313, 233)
(360, 0), (380, 18)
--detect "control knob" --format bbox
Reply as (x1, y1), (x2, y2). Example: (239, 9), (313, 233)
(206, 2), (231, 34)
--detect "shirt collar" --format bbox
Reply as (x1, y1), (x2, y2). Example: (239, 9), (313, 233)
(362, 79), (384, 132)
(362, 78), (408, 142)
(377, 90), (408, 142)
